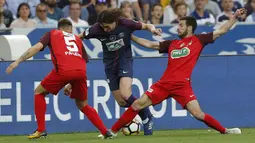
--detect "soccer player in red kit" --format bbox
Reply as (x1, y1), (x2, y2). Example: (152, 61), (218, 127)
(109, 8), (246, 136)
(6, 19), (113, 139)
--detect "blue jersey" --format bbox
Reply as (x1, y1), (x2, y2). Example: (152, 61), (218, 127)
(83, 18), (142, 69)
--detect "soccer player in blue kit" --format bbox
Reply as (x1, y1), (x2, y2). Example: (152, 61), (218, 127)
(64, 8), (162, 135)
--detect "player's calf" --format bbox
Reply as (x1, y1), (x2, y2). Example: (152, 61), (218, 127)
(190, 110), (205, 121)
(186, 100), (226, 134)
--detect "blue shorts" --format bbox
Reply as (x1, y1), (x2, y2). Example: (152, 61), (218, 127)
(105, 60), (133, 91)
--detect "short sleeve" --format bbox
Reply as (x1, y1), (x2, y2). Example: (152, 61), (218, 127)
(120, 18), (142, 31)
(196, 32), (214, 46)
(159, 40), (172, 53)
(83, 24), (99, 39)
(83, 27), (91, 39)
(39, 32), (50, 51)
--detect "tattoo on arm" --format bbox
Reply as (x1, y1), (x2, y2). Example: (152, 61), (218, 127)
(19, 50), (31, 62)
(21, 51), (30, 60)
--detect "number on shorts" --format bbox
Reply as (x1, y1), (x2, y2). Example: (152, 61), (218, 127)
(64, 34), (79, 52)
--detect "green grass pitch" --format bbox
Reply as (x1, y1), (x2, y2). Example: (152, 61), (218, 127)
(1, 128), (254, 143)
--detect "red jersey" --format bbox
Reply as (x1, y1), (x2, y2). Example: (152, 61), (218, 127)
(39, 30), (88, 72)
(158, 33), (214, 87)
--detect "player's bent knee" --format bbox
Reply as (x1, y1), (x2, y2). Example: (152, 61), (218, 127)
(34, 84), (48, 95)
(75, 99), (88, 110)
(119, 88), (132, 100)
(120, 92), (132, 101)
(34, 90), (48, 96)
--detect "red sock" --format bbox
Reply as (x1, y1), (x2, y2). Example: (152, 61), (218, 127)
(81, 105), (108, 135)
(204, 113), (226, 133)
(111, 106), (139, 133)
(34, 94), (46, 132)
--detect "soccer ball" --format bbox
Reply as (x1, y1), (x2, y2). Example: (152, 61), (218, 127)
(121, 119), (141, 136)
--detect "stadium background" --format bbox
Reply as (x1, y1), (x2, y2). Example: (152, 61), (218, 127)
(0, 0), (255, 142)
(0, 24), (255, 136)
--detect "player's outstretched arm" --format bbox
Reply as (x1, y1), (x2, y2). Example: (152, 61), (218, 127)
(5, 43), (44, 74)
(131, 35), (160, 50)
(213, 8), (246, 40)
(141, 23), (162, 36)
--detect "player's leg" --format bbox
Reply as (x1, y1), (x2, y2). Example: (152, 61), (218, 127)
(75, 99), (113, 139)
(111, 82), (169, 134)
(119, 77), (153, 135)
(111, 93), (153, 133)
(185, 100), (226, 133)
(28, 70), (67, 139)
(71, 77), (113, 139)
(107, 67), (153, 135)
(172, 84), (227, 134)
(112, 90), (127, 107)
(27, 84), (49, 139)
(185, 100), (241, 134)
(106, 69), (128, 107)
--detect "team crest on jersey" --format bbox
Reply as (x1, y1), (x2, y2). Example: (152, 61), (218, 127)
(110, 35), (117, 41)
(171, 47), (190, 59)
(106, 39), (125, 51)
(118, 32), (124, 38)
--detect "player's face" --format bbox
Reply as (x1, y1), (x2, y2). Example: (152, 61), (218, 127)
(177, 20), (188, 38)
(100, 22), (117, 32)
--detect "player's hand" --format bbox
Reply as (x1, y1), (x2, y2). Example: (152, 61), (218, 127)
(234, 8), (247, 19)
(64, 83), (72, 96)
(6, 62), (19, 74)
(151, 28), (162, 36)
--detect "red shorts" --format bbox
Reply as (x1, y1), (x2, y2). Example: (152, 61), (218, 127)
(145, 82), (196, 108)
(41, 69), (87, 100)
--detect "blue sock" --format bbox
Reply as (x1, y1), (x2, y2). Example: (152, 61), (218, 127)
(125, 95), (151, 121)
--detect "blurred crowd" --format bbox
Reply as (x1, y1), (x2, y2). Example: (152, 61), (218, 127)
(0, 0), (254, 29)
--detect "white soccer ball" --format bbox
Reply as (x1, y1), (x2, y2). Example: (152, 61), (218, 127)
(121, 119), (141, 136)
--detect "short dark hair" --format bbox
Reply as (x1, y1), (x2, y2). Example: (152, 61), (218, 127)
(36, 3), (47, 11)
(17, 3), (32, 18)
(180, 16), (197, 33)
(98, 8), (122, 24)
(69, 1), (82, 9)
(58, 18), (72, 29)
(152, 3), (162, 11)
